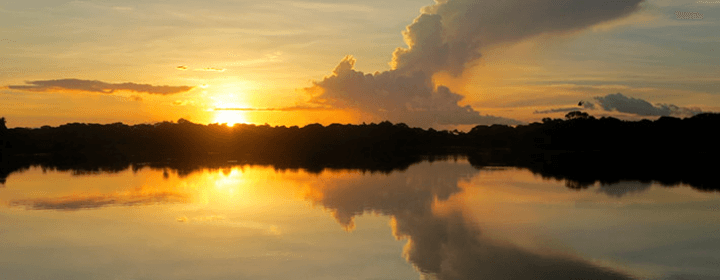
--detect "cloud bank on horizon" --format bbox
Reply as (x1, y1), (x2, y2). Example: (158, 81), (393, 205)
(590, 92), (703, 117)
(535, 92), (704, 118)
(7, 79), (194, 95)
(306, 0), (643, 127)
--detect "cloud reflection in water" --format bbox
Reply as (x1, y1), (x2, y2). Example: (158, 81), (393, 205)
(9, 188), (188, 210)
(304, 162), (633, 279)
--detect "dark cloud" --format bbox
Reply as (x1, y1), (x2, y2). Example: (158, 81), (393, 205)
(7, 79), (194, 95)
(579, 100), (596, 109)
(307, 0), (643, 127)
(10, 190), (187, 211)
(306, 162), (634, 279)
(589, 93), (703, 117)
(535, 93), (703, 117)
(176, 65), (188, 70)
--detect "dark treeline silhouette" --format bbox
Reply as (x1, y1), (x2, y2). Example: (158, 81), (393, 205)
(1, 112), (719, 190)
(1, 119), (455, 170)
(463, 112), (720, 191)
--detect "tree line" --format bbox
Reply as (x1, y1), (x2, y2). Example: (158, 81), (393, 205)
(1, 112), (719, 189)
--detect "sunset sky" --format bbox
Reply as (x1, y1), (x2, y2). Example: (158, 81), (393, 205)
(1, 0), (718, 129)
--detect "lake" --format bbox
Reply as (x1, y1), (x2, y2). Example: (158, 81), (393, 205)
(1, 159), (719, 279)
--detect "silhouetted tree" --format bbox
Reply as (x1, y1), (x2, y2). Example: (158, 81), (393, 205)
(565, 111), (591, 120)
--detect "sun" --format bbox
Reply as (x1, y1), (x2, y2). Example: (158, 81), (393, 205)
(211, 92), (250, 126)
(213, 109), (247, 127)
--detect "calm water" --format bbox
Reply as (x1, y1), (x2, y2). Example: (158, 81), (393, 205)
(1, 160), (719, 280)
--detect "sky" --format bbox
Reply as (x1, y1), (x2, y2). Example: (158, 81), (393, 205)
(1, 0), (719, 129)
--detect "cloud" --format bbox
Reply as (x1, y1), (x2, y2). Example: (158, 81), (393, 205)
(9, 189), (188, 211)
(391, 0), (644, 75)
(195, 67), (226, 72)
(535, 93), (704, 117)
(176, 215), (226, 223)
(589, 93), (703, 117)
(175, 65), (226, 72)
(7, 79), (194, 95)
(304, 161), (634, 279)
(306, 0), (643, 127)
(285, 1), (374, 13)
(173, 100), (195, 106)
(214, 105), (330, 112)
(307, 56), (523, 127)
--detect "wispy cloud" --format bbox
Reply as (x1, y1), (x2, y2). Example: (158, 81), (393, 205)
(214, 105), (330, 112)
(176, 65), (188, 70)
(533, 101), (595, 114)
(173, 100), (194, 106)
(283, 1), (374, 13)
(195, 67), (226, 72)
(7, 79), (194, 95)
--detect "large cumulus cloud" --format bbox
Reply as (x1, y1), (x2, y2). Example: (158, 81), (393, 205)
(307, 0), (643, 127)
(306, 56), (520, 126)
